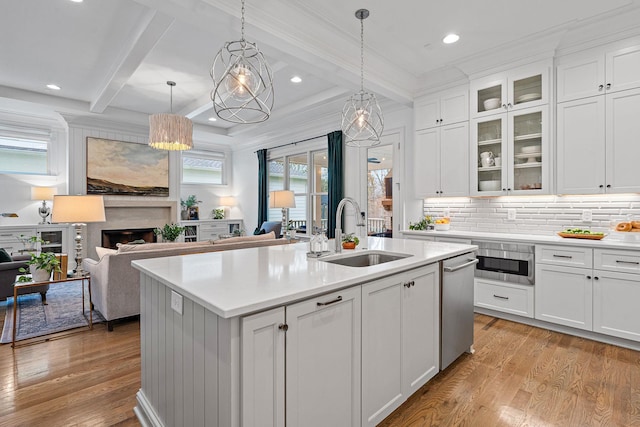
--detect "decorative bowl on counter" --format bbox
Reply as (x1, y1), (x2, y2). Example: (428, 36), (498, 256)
(434, 223), (450, 231)
(483, 98), (501, 110)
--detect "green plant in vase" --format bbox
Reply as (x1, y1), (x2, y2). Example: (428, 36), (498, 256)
(20, 251), (61, 282)
(154, 223), (186, 242)
(341, 233), (360, 250)
(180, 195), (201, 220)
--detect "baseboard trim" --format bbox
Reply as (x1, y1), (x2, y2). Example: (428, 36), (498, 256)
(135, 389), (164, 427)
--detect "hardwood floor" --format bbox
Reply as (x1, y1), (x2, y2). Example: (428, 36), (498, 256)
(0, 307), (638, 427)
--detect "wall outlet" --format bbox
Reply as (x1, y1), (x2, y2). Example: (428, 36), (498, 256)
(171, 290), (183, 315)
(582, 209), (593, 222)
(507, 209), (516, 221)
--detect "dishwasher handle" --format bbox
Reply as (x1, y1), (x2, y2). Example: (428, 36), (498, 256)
(443, 258), (478, 273)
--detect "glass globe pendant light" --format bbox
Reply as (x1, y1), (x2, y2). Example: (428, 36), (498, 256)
(342, 9), (384, 147)
(210, 0), (274, 124)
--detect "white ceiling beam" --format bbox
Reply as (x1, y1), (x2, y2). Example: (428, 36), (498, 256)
(89, 9), (175, 113)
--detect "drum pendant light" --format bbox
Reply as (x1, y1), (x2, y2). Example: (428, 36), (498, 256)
(342, 9), (384, 147)
(149, 81), (193, 151)
(210, 0), (274, 124)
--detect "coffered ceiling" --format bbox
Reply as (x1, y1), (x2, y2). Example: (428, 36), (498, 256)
(1, 0), (639, 148)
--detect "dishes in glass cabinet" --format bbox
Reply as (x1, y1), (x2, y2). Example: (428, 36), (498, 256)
(516, 93), (541, 103)
(520, 145), (540, 154)
(483, 98), (501, 110)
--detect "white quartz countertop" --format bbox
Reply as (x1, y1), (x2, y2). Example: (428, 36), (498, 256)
(401, 229), (640, 250)
(132, 237), (476, 319)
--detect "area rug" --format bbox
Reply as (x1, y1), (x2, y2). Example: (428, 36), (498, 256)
(0, 280), (105, 344)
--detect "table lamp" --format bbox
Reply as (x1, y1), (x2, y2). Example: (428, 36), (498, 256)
(269, 190), (295, 237)
(31, 186), (56, 224)
(51, 195), (106, 277)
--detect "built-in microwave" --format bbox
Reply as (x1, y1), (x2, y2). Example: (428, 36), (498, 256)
(472, 240), (534, 286)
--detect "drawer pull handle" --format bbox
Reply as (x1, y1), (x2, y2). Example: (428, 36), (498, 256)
(552, 254), (573, 259)
(493, 295), (509, 300)
(443, 258), (478, 272)
(317, 296), (342, 307)
(615, 260), (640, 265)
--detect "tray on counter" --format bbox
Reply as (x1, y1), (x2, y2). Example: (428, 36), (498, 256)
(557, 232), (607, 240)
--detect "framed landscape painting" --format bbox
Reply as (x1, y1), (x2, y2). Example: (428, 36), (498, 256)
(86, 137), (169, 196)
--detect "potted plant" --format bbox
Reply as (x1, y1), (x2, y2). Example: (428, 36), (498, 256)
(181, 195), (201, 220)
(341, 233), (360, 250)
(154, 223), (186, 242)
(17, 234), (46, 252)
(408, 215), (434, 231)
(20, 251), (61, 282)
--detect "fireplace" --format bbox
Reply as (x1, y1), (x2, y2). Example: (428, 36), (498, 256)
(102, 228), (156, 249)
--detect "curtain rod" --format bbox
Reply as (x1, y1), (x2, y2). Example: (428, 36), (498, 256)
(255, 134), (326, 153)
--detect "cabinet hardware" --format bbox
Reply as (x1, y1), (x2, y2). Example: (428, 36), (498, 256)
(493, 295), (509, 300)
(616, 260), (640, 265)
(507, 103), (512, 109)
(502, 188), (507, 192)
(443, 258), (478, 272)
(598, 84), (604, 91)
(404, 282), (411, 288)
(606, 184), (611, 188)
(410, 280), (415, 287)
(587, 275), (592, 279)
(552, 254), (573, 259)
(502, 104), (507, 109)
(606, 83), (611, 89)
(594, 276), (600, 280)
(317, 296), (342, 306)
(599, 184), (604, 188)
(278, 323), (288, 331)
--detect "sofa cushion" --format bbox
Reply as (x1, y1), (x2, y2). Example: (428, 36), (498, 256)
(96, 246), (118, 259)
(213, 231), (275, 245)
(0, 248), (12, 263)
(117, 240), (213, 253)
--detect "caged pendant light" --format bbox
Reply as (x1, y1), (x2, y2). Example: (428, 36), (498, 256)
(210, 0), (274, 124)
(149, 81), (193, 151)
(342, 9), (384, 147)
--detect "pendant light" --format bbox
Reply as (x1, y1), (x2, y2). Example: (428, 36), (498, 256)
(342, 9), (384, 147)
(149, 81), (193, 151)
(210, 0), (274, 124)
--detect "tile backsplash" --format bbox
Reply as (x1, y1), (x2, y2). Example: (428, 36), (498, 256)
(422, 194), (640, 236)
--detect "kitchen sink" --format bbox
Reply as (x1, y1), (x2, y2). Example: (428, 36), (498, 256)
(320, 251), (412, 267)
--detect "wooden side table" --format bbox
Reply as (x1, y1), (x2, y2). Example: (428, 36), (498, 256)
(12, 274), (92, 348)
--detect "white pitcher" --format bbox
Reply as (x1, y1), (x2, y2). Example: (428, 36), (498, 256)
(480, 151), (494, 167)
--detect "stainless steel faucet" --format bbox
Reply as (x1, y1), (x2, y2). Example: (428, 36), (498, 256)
(335, 197), (365, 253)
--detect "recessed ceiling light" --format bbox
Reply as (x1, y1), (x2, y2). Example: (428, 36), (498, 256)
(443, 34), (460, 44)
(208, 117), (217, 122)
(290, 76), (302, 83)
(69, 0), (84, 3)
(46, 84), (61, 90)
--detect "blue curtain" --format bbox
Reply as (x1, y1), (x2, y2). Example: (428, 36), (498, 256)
(257, 149), (268, 228)
(327, 131), (343, 238)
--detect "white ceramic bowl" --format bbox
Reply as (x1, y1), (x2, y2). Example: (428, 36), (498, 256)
(479, 180), (501, 191)
(434, 223), (450, 231)
(483, 98), (501, 110)
(521, 145), (540, 154)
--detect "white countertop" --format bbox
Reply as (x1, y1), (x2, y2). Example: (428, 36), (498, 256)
(402, 229), (640, 250)
(132, 237), (476, 319)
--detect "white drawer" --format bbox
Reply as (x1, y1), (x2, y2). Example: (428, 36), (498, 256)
(200, 225), (227, 233)
(536, 245), (593, 268)
(594, 249), (640, 274)
(474, 278), (534, 318)
(0, 228), (37, 242)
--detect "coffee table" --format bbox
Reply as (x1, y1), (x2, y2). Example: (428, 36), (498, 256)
(12, 274), (92, 348)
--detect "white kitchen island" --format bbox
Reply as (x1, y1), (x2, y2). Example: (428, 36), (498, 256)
(131, 237), (476, 427)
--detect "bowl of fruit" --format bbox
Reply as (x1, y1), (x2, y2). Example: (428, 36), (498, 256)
(434, 217), (451, 231)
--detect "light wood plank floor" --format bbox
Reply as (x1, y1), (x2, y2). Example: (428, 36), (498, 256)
(0, 307), (638, 426)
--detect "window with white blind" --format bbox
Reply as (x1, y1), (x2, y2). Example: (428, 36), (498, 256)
(182, 150), (227, 185)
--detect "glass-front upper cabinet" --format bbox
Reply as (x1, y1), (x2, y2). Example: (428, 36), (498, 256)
(471, 105), (549, 196)
(470, 60), (550, 118)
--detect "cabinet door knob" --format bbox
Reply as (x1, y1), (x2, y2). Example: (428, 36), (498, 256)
(598, 84), (604, 91)
(507, 103), (513, 109)
(606, 184), (611, 188)
(594, 276), (600, 280)
(502, 104), (507, 109)
(278, 323), (288, 331)
(507, 188), (512, 191)
(587, 275), (592, 279)
(599, 184), (604, 188)
(404, 282), (411, 288)
(606, 83), (611, 89)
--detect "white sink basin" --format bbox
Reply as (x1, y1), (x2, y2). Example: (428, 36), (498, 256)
(320, 250), (412, 267)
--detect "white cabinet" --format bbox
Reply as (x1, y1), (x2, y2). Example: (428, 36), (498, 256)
(556, 44), (640, 103)
(362, 264), (439, 426)
(179, 219), (244, 242)
(0, 225), (69, 255)
(474, 278), (534, 318)
(0, 227), (37, 255)
(471, 105), (549, 195)
(415, 122), (469, 198)
(470, 61), (550, 118)
(241, 308), (286, 427)
(557, 86), (640, 194)
(286, 287), (361, 427)
(414, 87), (468, 130)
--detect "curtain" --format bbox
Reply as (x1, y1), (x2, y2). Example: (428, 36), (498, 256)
(257, 149), (268, 228)
(327, 130), (344, 239)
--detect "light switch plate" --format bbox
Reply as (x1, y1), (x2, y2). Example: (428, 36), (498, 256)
(507, 209), (516, 221)
(582, 210), (592, 222)
(171, 290), (183, 315)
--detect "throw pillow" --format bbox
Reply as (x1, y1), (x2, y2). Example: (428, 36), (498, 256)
(0, 248), (12, 263)
(253, 227), (266, 235)
(95, 246), (117, 260)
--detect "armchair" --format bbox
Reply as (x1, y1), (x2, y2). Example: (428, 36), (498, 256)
(0, 253), (49, 302)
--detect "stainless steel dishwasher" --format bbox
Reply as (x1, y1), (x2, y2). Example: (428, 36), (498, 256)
(441, 252), (478, 370)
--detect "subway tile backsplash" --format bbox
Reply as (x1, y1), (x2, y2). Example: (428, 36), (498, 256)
(422, 194), (640, 236)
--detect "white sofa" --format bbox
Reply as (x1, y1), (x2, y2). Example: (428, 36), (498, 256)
(83, 232), (287, 330)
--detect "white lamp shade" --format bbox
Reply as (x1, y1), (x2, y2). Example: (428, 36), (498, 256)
(148, 113), (193, 151)
(31, 186), (56, 201)
(269, 190), (296, 209)
(51, 195), (106, 223)
(219, 196), (236, 207)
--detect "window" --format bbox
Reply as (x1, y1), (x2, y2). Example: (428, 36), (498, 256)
(268, 149), (328, 234)
(0, 136), (48, 175)
(182, 150), (227, 185)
